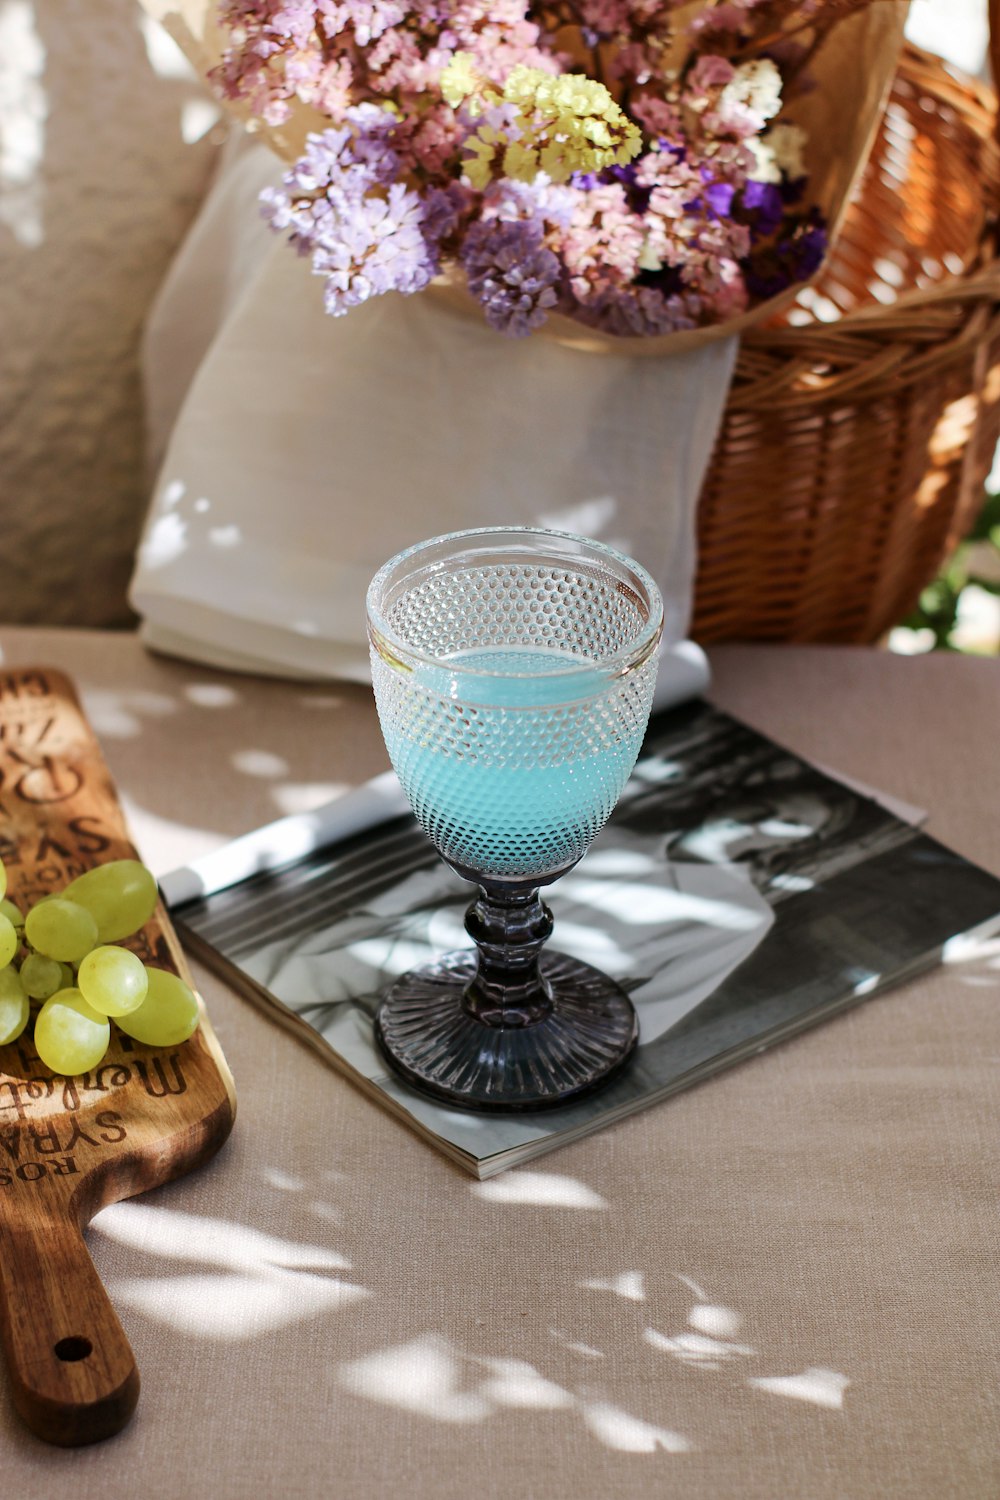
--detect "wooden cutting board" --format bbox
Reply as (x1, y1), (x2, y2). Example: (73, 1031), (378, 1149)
(0, 666), (236, 1446)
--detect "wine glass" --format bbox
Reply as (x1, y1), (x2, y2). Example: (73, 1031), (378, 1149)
(366, 527), (663, 1110)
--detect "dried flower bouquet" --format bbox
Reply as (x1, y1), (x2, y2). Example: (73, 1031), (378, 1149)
(203, 0), (904, 339)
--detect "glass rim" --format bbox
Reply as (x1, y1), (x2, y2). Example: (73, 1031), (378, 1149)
(366, 526), (664, 681)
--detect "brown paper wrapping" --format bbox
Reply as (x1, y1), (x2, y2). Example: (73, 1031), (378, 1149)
(141, 0), (910, 353)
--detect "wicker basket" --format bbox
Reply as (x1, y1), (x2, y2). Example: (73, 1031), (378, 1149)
(692, 24), (1000, 644)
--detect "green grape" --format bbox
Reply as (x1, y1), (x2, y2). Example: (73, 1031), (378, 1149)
(58, 962), (75, 988)
(77, 946), (148, 1017)
(0, 898), (22, 929)
(0, 913), (17, 969)
(0, 855), (6, 901)
(24, 898), (98, 963)
(20, 952), (64, 1001)
(117, 966), (199, 1047)
(63, 860), (158, 943)
(0, 967), (28, 1045)
(34, 989), (110, 1075)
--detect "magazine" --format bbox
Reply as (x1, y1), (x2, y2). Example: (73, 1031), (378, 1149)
(165, 700), (1000, 1177)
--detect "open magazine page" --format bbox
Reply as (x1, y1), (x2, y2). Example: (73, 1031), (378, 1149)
(170, 702), (1000, 1176)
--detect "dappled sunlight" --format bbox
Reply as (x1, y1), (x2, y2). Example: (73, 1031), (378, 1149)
(231, 748), (290, 779)
(0, 0), (47, 247)
(471, 1172), (608, 1209)
(644, 1326), (755, 1370)
(139, 11), (194, 80)
(184, 682), (241, 709)
(579, 1402), (691, 1454)
(306, 1198), (346, 1228)
(547, 915), (636, 977)
(340, 1336), (493, 1424)
(943, 919), (1000, 967)
(83, 688), (178, 740)
(181, 96), (222, 144)
(139, 10), (221, 141)
(580, 1271), (646, 1302)
(93, 1200), (353, 1273)
(943, 917), (1000, 990)
(160, 768), (406, 907)
(641, 1285), (753, 1370)
(914, 394), (981, 517)
(209, 523), (243, 549)
(339, 1335), (690, 1452)
(749, 1368), (849, 1410)
(271, 781), (350, 816)
(688, 1304), (743, 1338)
(263, 1166), (305, 1192)
(92, 1200), (368, 1341)
(566, 868), (765, 934)
(768, 873), (815, 895)
(549, 1331), (605, 1359)
(476, 1357), (574, 1410)
(300, 693), (347, 711)
(137, 478), (248, 574)
(118, 790), (229, 878)
(140, 510), (189, 571)
(112, 1267), (366, 1339)
(83, 1163), (855, 1454)
(672, 814), (824, 869)
(537, 496), (620, 538)
(571, 1269), (851, 1422)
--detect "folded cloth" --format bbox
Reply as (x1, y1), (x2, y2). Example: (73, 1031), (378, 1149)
(131, 143), (737, 689)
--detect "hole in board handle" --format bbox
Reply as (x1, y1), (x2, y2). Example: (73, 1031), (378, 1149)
(54, 1337), (93, 1362)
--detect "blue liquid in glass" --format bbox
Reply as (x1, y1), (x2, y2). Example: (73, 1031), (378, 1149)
(383, 646), (651, 881)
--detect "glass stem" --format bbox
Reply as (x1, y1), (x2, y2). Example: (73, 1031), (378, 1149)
(462, 884), (555, 1028)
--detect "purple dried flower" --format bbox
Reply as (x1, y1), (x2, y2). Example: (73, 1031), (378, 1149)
(742, 213), (828, 299)
(739, 178), (784, 237)
(702, 180), (736, 218)
(575, 283), (699, 337)
(316, 181), (440, 312)
(460, 218), (562, 336)
(421, 181), (472, 245)
(263, 117), (450, 315)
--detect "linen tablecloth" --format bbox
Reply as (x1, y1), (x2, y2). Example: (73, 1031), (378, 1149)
(0, 627), (997, 1498)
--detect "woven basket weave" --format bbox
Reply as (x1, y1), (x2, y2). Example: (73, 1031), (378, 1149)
(691, 25), (1000, 644)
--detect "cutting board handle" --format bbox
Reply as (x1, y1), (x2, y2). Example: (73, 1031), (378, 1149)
(0, 1216), (139, 1446)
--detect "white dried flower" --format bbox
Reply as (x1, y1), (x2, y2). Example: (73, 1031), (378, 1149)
(721, 58), (783, 124)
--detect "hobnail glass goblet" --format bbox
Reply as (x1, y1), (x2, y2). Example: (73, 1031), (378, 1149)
(366, 527), (663, 1110)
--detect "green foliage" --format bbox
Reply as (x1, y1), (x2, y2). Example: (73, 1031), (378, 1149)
(895, 489), (1000, 653)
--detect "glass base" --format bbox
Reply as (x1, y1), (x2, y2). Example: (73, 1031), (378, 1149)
(374, 950), (638, 1111)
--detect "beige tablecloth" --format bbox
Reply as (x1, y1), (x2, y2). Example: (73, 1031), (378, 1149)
(0, 627), (998, 1498)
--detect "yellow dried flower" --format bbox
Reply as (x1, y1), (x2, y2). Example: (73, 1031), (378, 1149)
(502, 141), (539, 179)
(441, 52), (482, 110)
(464, 134), (499, 189)
(457, 64), (640, 187)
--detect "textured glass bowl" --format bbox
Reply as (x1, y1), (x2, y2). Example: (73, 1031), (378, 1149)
(367, 527), (662, 1110)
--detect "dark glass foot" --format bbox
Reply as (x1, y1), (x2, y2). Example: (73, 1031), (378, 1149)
(374, 950), (638, 1111)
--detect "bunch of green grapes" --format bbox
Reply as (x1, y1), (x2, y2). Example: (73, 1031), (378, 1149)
(0, 856), (199, 1075)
